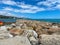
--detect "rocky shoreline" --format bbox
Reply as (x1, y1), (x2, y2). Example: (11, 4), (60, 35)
(0, 19), (60, 45)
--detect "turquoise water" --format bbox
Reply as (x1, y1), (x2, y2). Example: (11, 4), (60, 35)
(0, 19), (16, 22)
(35, 19), (60, 23)
(0, 19), (60, 23)
(20, 18), (60, 23)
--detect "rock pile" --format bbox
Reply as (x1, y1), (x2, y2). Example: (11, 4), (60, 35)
(16, 20), (60, 36)
(16, 19), (60, 45)
(0, 19), (60, 45)
(0, 23), (39, 45)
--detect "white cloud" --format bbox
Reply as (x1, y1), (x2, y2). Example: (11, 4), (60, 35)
(0, 11), (7, 15)
(0, 0), (16, 5)
(19, 8), (45, 13)
(7, 13), (15, 16)
(0, 0), (60, 14)
(2, 7), (19, 13)
(3, 7), (13, 11)
(55, 4), (60, 9)
(0, 0), (45, 13)
(17, 2), (32, 9)
(19, 7), (45, 13)
(37, 0), (60, 10)
(2, 3), (45, 13)
(37, 0), (60, 6)
(17, 2), (45, 13)
(0, 10), (15, 16)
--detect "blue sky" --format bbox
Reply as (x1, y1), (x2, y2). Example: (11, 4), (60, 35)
(0, 0), (60, 19)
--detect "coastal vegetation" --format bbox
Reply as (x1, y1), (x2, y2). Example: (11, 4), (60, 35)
(0, 15), (17, 19)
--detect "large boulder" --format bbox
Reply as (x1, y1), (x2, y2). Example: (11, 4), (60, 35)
(0, 36), (31, 45)
(0, 26), (13, 39)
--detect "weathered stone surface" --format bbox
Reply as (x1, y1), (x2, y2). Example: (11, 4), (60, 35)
(9, 28), (24, 36)
(29, 36), (39, 45)
(0, 26), (13, 39)
(22, 30), (38, 39)
(40, 34), (60, 45)
(0, 30), (13, 39)
(0, 26), (7, 31)
(0, 36), (31, 45)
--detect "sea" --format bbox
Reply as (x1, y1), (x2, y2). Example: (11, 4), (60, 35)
(35, 19), (60, 23)
(0, 19), (60, 23)
(0, 19), (16, 22)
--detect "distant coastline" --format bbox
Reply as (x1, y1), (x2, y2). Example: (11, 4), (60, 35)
(0, 15), (60, 23)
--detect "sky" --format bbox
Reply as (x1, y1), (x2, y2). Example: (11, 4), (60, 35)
(0, 0), (60, 19)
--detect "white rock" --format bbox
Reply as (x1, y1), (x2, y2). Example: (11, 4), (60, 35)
(29, 36), (37, 41)
(6, 26), (12, 30)
(0, 32), (13, 39)
(23, 30), (38, 38)
(19, 24), (23, 26)
(52, 26), (58, 28)
(7, 33), (13, 38)
(11, 23), (16, 27)
(29, 36), (38, 45)
(0, 26), (7, 31)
